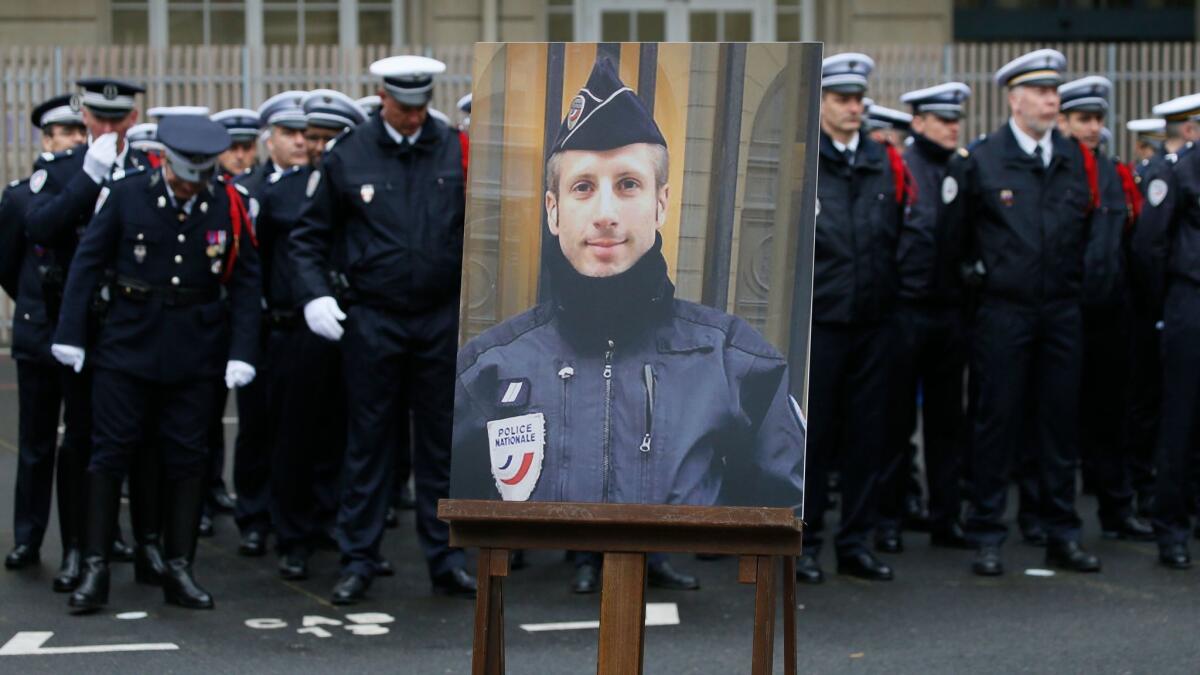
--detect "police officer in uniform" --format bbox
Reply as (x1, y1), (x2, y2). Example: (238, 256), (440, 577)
(945, 50), (1102, 576)
(864, 101), (912, 150)
(875, 83), (975, 554)
(290, 55), (476, 603)
(1131, 93), (1200, 568)
(264, 90), (361, 580)
(1128, 118), (1166, 171)
(3, 95), (88, 583)
(212, 109), (261, 180)
(53, 114), (262, 612)
(1056, 76), (1155, 542)
(800, 53), (904, 583)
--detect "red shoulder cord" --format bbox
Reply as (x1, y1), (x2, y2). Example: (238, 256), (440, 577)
(884, 144), (917, 207)
(458, 130), (470, 178)
(1114, 161), (1143, 229)
(1077, 141), (1101, 214)
(221, 183), (257, 284)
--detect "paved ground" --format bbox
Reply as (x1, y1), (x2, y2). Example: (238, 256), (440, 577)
(1, 355), (1199, 673)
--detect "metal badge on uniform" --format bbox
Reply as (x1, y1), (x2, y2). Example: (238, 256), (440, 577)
(497, 378), (531, 408)
(999, 189), (1014, 207)
(306, 170), (321, 198)
(941, 176), (958, 204)
(360, 184), (375, 204)
(487, 413), (545, 502)
(133, 244), (147, 264)
(29, 169), (47, 194)
(566, 94), (586, 131)
(1147, 178), (1168, 207)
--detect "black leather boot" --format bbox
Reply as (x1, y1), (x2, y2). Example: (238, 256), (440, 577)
(161, 475), (213, 609)
(130, 449), (166, 585)
(54, 441), (86, 592)
(53, 548), (82, 593)
(69, 472), (122, 613)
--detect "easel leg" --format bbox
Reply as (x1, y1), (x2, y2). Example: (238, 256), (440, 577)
(750, 555), (777, 675)
(783, 556), (797, 675)
(472, 548), (508, 675)
(597, 552), (647, 675)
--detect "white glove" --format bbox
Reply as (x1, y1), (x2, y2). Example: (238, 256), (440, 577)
(83, 132), (119, 184)
(304, 296), (346, 342)
(224, 360), (256, 389)
(51, 344), (85, 373)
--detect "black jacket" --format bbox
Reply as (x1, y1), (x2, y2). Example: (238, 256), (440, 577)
(945, 124), (1094, 305)
(54, 168), (262, 382)
(813, 132), (904, 324)
(1131, 142), (1200, 309)
(898, 134), (963, 306)
(3, 177), (59, 364)
(1081, 152), (1129, 309)
(255, 165), (310, 312)
(290, 113), (465, 312)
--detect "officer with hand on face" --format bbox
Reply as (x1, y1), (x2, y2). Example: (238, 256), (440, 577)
(290, 55), (476, 604)
(944, 50), (1102, 577)
(53, 114), (261, 613)
(3, 95), (89, 588)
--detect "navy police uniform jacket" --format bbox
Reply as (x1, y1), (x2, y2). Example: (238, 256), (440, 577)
(256, 165), (310, 312)
(813, 132), (904, 324)
(5, 177), (58, 364)
(1131, 142), (1200, 311)
(290, 113), (465, 311)
(898, 135), (965, 306)
(54, 167), (262, 383)
(451, 267), (806, 508)
(1081, 150), (1129, 309)
(944, 124), (1095, 305)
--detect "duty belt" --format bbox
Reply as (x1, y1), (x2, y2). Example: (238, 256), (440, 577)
(116, 276), (220, 307)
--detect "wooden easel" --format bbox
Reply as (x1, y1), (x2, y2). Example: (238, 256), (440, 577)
(438, 500), (801, 675)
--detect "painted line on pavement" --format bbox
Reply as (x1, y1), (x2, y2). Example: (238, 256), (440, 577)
(0, 631), (178, 656)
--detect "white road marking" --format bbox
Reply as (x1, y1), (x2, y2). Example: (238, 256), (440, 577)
(115, 612), (148, 620)
(1024, 568), (1056, 577)
(520, 603), (680, 633)
(0, 631), (178, 656)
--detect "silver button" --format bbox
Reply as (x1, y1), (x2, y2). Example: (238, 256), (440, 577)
(177, 234), (186, 243)
(22, 313), (30, 320)
(136, 233), (144, 241)
(174, 255), (183, 264)
(170, 276), (181, 286)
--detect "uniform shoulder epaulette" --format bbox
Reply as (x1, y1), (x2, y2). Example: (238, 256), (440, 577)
(42, 147), (79, 164)
(234, 183), (249, 196)
(7, 177), (27, 188)
(957, 147), (969, 158)
(326, 127), (355, 154)
(111, 165), (147, 182)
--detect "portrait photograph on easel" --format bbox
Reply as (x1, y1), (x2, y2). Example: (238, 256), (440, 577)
(450, 41), (821, 512)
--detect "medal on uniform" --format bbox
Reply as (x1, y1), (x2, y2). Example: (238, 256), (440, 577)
(360, 184), (375, 204)
(211, 259), (222, 275)
(487, 413), (545, 501)
(133, 244), (147, 263)
(999, 189), (1014, 207)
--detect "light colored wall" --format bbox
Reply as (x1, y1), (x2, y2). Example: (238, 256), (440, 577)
(817, 0), (951, 44)
(0, 0), (110, 44)
(416, 0), (540, 45)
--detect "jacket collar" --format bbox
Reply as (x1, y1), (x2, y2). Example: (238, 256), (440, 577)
(819, 130), (884, 171)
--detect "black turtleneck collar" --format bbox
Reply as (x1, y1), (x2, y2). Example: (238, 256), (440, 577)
(911, 132), (955, 164)
(546, 232), (675, 352)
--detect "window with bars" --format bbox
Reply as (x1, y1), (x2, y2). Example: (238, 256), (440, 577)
(263, 1), (339, 45)
(112, 1), (151, 44)
(167, 1), (247, 45)
(548, 0), (573, 41)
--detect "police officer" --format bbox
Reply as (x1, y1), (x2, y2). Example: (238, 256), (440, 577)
(456, 93), (472, 131)
(1056, 76), (1154, 542)
(263, 90), (361, 580)
(290, 55), (476, 604)
(1127, 118), (1166, 171)
(53, 114), (262, 612)
(126, 122), (164, 164)
(212, 108), (261, 179)
(864, 101), (912, 149)
(213, 102), (276, 552)
(3, 95), (88, 586)
(875, 83), (975, 555)
(944, 50), (1102, 576)
(21, 78), (150, 572)
(800, 53), (904, 583)
(1130, 93), (1200, 568)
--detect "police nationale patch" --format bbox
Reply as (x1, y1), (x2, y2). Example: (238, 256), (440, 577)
(497, 378), (531, 408)
(1147, 178), (1168, 207)
(94, 186), (110, 214)
(29, 169), (47, 194)
(360, 183), (375, 204)
(941, 176), (958, 204)
(566, 95), (585, 131)
(487, 413), (545, 501)
(306, 170), (321, 198)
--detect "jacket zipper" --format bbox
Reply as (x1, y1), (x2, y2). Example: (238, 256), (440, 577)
(640, 363), (654, 453)
(557, 363), (574, 501)
(601, 339), (614, 502)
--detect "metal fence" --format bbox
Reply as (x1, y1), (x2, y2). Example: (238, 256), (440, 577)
(2, 41), (1199, 343)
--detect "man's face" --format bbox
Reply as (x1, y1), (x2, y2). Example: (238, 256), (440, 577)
(266, 126), (308, 169)
(304, 126), (341, 165)
(1008, 84), (1060, 137)
(219, 139), (257, 175)
(164, 163), (203, 201)
(545, 143), (669, 278)
(1183, 120), (1200, 142)
(820, 91), (864, 138)
(82, 107), (137, 150)
(379, 90), (427, 137)
(867, 128), (888, 145)
(1061, 110), (1105, 151)
(912, 113), (960, 149)
(1134, 140), (1156, 161)
(41, 124), (86, 153)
